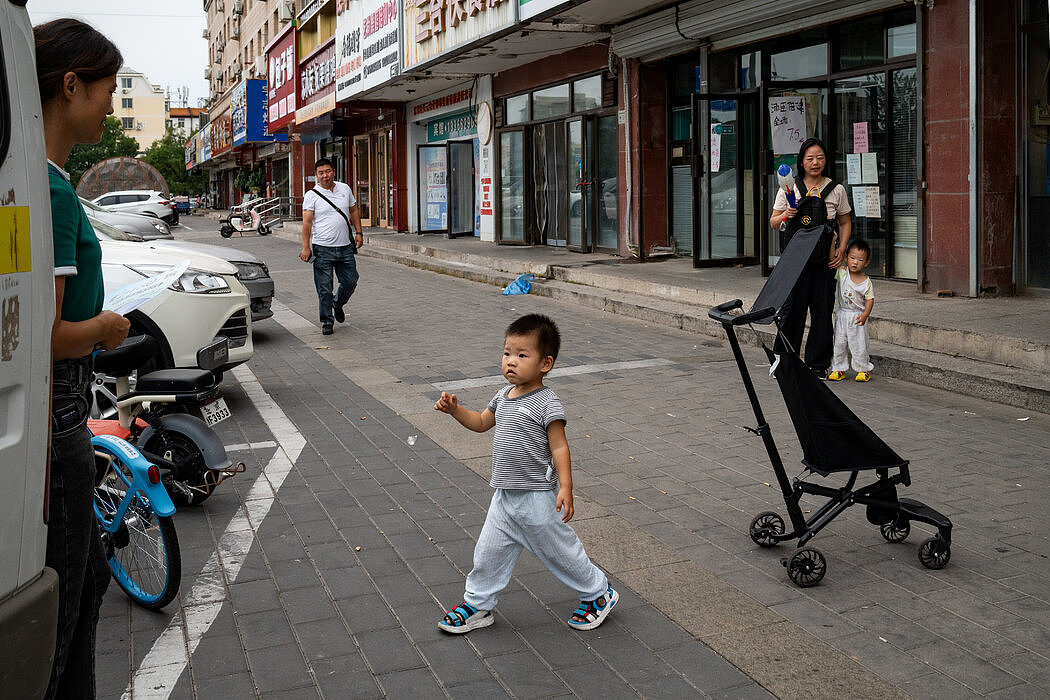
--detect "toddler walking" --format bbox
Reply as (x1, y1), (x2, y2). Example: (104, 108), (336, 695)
(434, 314), (616, 633)
(828, 239), (875, 382)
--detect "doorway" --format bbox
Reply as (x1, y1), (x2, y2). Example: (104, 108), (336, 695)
(353, 135), (371, 226)
(416, 141), (475, 237)
(693, 92), (759, 266)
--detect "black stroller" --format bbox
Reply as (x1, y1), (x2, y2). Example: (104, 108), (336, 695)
(709, 227), (952, 587)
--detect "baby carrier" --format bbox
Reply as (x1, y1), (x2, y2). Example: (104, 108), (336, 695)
(781, 178), (839, 263)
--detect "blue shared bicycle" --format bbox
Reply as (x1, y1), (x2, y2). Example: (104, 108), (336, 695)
(92, 433), (181, 610)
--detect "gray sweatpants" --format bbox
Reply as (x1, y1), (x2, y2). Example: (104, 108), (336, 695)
(463, 489), (608, 611)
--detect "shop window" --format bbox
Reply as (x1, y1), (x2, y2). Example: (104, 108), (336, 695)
(669, 62), (698, 98)
(770, 43), (827, 79)
(573, 75), (602, 112)
(532, 83), (570, 121)
(836, 17), (884, 70)
(671, 106), (691, 141)
(888, 23), (917, 58)
(500, 131), (525, 242)
(740, 52), (761, 89)
(891, 67), (918, 279)
(709, 52), (737, 91)
(505, 94), (528, 125)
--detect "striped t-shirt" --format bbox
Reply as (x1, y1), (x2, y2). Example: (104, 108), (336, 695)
(486, 385), (566, 490)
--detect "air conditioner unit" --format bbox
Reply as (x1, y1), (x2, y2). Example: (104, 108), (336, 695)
(204, 68), (211, 79)
(278, 0), (294, 22)
(202, 28), (209, 39)
(232, 0), (243, 15)
(254, 56), (267, 76)
(232, 60), (242, 74)
(121, 88), (130, 94)
(231, 25), (239, 39)
(136, 122), (144, 130)
(215, 0), (224, 11)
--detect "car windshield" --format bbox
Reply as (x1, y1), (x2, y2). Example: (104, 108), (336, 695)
(88, 215), (138, 242)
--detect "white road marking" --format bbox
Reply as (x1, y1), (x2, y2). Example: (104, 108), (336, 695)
(433, 358), (676, 391)
(223, 440), (277, 452)
(177, 223), (194, 231)
(122, 365), (305, 699)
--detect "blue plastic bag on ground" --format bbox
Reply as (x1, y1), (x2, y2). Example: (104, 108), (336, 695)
(502, 273), (535, 295)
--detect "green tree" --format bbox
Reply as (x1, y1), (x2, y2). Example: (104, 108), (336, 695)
(142, 128), (208, 195)
(65, 116), (138, 187)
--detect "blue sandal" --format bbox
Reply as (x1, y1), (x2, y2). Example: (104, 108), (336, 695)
(568, 586), (618, 630)
(437, 602), (493, 634)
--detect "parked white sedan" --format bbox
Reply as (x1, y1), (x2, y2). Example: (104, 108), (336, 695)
(98, 238), (254, 374)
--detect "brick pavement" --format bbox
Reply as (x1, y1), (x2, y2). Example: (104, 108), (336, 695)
(97, 221), (1050, 698)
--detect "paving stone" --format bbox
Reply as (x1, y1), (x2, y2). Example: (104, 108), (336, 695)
(355, 627), (425, 675)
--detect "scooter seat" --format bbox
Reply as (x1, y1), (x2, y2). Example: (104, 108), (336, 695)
(93, 335), (160, 376)
(135, 368), (217, 394)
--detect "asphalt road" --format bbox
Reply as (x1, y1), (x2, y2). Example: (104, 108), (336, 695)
(95, 215), (1050, 699)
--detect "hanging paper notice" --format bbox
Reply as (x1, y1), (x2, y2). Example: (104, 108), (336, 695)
(853, 122), (869, 153)
(861, 152), (879, 183)
(768, 96), (807, 155)
(852, 186), (867, 217)
(864, 186), (882, 219)
(846, 154), (862, 184)
(103, 260), (190, 315)
(710, 125), (722, 173)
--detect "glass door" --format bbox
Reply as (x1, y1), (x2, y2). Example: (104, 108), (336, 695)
(354, 135), (371, 227)
(531, 121), (568, 246)
(595, 114), (619, 251)
(693, 92), (759, 267)
(498, 130), (526, 243)
(417, 144), (447, 233)
(760, 81), (829, 274)
(447, 141), (475, 238)
(567, 117), (592, 251)
(373, 131), (389, 228)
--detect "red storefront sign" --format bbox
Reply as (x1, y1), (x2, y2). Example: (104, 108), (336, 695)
(265, 25), (298, 132)
(297, 39), (337, 124)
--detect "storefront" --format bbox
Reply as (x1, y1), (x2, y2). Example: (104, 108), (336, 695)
(660, 7), (919, 278)
(209, 110), (234, 208)
(492, 44), (620, 251)
(408, 86), (483, 237)
(335, 0), (404, 230)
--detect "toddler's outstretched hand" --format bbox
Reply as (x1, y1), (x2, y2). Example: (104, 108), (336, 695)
(434, 391), (459, 414)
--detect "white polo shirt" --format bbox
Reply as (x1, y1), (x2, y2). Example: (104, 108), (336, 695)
(303, 180), (357, 247)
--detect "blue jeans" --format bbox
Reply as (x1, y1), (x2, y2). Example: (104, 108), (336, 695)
(46, 356), (110, 700)
(312, 243), (359, 325)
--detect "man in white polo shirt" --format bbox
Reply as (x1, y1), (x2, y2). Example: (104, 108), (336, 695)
(300, 158), (364, 335)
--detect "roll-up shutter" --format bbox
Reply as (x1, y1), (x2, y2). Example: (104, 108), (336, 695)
(611, 0), (902, 62)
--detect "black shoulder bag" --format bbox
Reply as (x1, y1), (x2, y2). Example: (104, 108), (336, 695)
(312, 187), (358, 250)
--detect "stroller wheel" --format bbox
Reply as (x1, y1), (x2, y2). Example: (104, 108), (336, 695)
(918, 537), (951, 570)
(787, 548), (827, 588)
(880, 518), (911, 543)
(749, 511), (785, 547)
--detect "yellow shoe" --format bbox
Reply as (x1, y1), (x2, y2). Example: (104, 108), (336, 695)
(827, 371), (846, 381)
(855, 372), (871, 382)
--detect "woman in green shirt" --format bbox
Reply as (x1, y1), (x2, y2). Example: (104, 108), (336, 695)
(35, 18), (130, 699)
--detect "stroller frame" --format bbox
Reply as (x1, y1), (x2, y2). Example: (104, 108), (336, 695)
(710, 299), (952, 587)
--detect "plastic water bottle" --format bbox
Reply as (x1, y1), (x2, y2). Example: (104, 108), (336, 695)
(777, 164), (796, 208)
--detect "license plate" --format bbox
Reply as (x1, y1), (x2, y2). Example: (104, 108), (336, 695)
(201, 397), (231, 426)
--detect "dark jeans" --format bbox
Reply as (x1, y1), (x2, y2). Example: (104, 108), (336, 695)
(774, 231), (836, 372)
(46, 356), (110, 700)
(312, 243), (359, 325)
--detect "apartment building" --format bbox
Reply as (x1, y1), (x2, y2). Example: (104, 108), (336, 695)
(115, 66), (169, 153)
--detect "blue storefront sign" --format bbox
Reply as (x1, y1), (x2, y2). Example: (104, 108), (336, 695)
(233, 79), (289, 146)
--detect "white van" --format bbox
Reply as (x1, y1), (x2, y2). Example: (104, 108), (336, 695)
(0, 3), (61, 697)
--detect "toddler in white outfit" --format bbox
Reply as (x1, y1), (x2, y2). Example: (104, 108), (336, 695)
(829, 239), (875, 382)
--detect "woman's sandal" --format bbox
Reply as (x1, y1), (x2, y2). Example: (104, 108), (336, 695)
(567, 586), (619, 630)
(437, 602), (493, 634)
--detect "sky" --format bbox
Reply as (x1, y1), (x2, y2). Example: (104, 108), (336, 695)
(28, 0), (210, 108)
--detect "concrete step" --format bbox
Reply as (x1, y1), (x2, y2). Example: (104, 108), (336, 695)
(360, 238), (1050, 414)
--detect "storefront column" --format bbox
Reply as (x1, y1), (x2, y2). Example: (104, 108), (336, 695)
(393, 110), (409, 232)
(624, 59), (670, 258)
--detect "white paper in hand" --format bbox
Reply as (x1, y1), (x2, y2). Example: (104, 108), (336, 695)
(103, 260), (190, 315)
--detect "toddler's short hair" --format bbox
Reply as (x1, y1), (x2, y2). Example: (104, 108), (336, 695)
(506, 314), (560, 363)
(848, 238), (871, 259)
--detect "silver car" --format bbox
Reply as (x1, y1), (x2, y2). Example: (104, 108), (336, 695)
(92, 189), (178, 224)
(80, 197), (172, 239)
(90, 216), (274, 322)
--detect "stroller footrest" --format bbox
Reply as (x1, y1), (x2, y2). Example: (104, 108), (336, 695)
(898, 497), (952, 539)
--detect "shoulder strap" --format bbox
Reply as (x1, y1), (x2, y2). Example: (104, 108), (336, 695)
(822, 178), (838, 195)
(312, 187), (352, 233)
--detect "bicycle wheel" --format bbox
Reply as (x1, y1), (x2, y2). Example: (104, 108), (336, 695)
(95, 454), (182, 610)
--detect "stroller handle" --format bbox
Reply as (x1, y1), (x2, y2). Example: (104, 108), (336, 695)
(709, 299), (776, 326)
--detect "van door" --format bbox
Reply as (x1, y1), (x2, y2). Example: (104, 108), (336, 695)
(0, 4), (60, 698)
